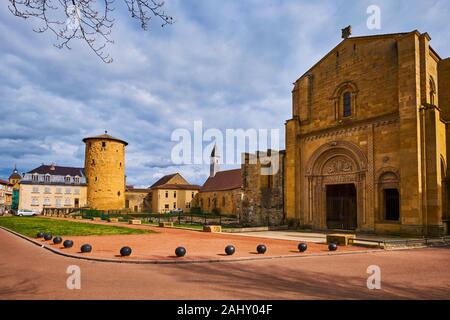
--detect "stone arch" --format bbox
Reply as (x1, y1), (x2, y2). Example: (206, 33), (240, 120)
(305, 141), (367, 231)
(306, 141), (368, 176)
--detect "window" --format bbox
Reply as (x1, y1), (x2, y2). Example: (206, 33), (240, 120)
(192, 192), (195, 199)
(65, 176), (71, 183)
(125, 200), (130, 209)
(343, 92), (352, 117)
(32, 187), (39, 193)
(44, 198), (50, 206)
(74, 188), (80, 195)
(55, 198), (62, 208)
(65, 198), (72, 206)
(31, 197), (39, 206)
(56, 187), (62, 194)
(208, 198), (211, 207)
(32, 174), (38, 182)
(65, 188), (71, 194)
(164, 204), (169, 210)
(74, 176), (80, 184)
(44, 187), (51, 194)
(173, 191), (177, 198)
(186, 203), (191, 209)
(102, 142), (106, 148)
(45, 174), (50, 182)
(222, 196), (226, 206)
(91, 159), (95, 166)
(173, 202), (177, 209)
(117, 191), (121, 197)
(165, 191), (168, 198)
(384, 189), (400, 221)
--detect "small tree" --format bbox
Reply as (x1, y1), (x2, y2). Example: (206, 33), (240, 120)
(8, 0), (174, 63)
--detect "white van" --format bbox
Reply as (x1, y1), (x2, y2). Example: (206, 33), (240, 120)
(16, 209), (39, 217)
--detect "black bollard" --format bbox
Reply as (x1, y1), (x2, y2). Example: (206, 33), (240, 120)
(175, 247), (186, 257)
(298, 243), (308, 253)
(36, 232), (45, 238)
(225, 245), (235, 256)
(328, 243), (338, 251)
(120, 246), (132, 257)
(81, 244), (92, 253)
(43, 233), (53, 241)
(53, 236), (63, 244)
(63, 240), (74, 248)
(256, 244), (267, 254)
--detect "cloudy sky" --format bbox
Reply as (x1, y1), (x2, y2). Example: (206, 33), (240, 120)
(1, 0), (449, 186)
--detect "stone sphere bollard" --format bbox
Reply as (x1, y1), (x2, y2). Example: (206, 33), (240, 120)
(328, 243), (338, 251)
(175, 247), (186, 257)
(298, 243), (308, 253)
(36, 232), (45, 238)
(256, 244), (267, 254)
(43, 233), (53, 241)
(81, 244), (92, 253)
(53, 236), (63, 244)
(225, 245), (236, 256)
(63, 240), (74, 248)
(120, 246), (132, 257)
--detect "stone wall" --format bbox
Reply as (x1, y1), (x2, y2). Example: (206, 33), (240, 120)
(84, 139), (126, 210)
(241, 150), (285, 226)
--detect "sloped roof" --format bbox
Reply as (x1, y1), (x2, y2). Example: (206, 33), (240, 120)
(0, 179), (9, 185)
(28, 165), (84, 177)
(201, 169), (242, 192)
(150, 173), (179, 188)
(152, 184), (201, 191)
(296, 30), (434, 81)
(82, 133), (128, 146)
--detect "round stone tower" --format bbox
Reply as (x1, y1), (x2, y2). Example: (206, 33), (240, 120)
(83, 132), (128, 210)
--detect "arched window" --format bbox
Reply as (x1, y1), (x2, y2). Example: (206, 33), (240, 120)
(430, 77), (436, 105)
(343, 92), (352, 117)
(332, 81), (358, 121)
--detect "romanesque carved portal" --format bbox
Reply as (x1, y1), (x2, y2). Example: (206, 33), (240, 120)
(306, 141), (368, 231)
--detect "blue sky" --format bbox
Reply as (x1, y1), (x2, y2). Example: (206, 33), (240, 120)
(1, 0), (449, 186)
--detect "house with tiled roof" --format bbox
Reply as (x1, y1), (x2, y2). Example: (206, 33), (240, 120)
(18, 163), (87, 213)
(196, 146), (244, 216)
(148, 173), (200, 213)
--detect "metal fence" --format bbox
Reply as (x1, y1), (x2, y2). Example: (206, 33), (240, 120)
(78, 209), (243, 228)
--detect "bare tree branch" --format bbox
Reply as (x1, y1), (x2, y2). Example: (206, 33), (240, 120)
(8, 0), (174, 63)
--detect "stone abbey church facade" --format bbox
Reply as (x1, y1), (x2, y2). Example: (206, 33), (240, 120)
(285, 30), (450, 237)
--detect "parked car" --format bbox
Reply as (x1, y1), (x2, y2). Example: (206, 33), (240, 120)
(16, 209), (39, 217)
(169, 208), (183, 215)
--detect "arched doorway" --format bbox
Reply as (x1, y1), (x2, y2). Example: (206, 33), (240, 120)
(306, 141), (368, 231)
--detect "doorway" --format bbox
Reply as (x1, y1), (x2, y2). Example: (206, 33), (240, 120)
(326, 184), (357, 230)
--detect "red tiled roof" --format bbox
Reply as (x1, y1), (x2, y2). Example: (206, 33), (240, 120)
(201, 169), (242, 192)
(0, 179), (9, 185)
(150, 173), (178, 188)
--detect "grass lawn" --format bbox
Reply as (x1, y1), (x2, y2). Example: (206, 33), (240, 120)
(0, 217), (154, 237)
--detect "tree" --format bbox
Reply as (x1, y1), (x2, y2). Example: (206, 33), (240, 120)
(8, 0), (174, 63)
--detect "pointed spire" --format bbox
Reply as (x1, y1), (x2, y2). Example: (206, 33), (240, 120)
(210, 144), (220, 178)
